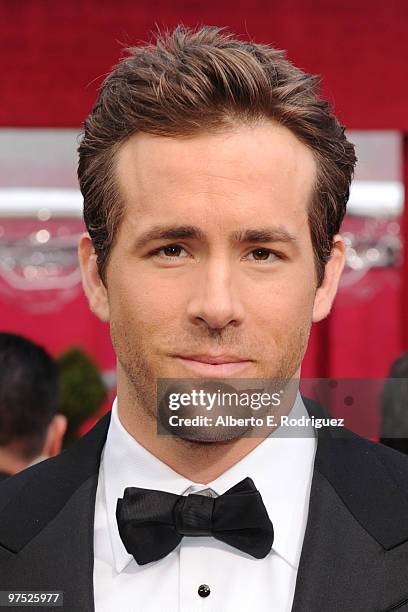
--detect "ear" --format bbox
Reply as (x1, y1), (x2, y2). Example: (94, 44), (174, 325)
(78, 233), (110, 322)
(41, 414), (68, 457)
(312, 234), (345, 322)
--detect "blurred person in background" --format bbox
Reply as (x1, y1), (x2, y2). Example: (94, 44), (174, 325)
(0, 332), (67, 480)
(380, 351), (408, 455)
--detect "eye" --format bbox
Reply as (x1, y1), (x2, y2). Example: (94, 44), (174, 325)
(245, 248), (281, 263)
(149, 244), (189, 260)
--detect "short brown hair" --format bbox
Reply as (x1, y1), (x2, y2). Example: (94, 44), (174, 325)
(78, 25), (356, 286)
(0, 333), (59, 461)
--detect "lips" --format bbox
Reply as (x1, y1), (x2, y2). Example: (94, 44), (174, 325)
(176, 354), (249, 365)
(174, 354), (252, 376)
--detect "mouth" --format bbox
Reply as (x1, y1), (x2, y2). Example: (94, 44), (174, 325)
(174, 354), (253, 376)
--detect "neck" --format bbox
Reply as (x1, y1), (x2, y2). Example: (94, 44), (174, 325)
(0, 447), (32, 476)
(116, 372), (299, 483)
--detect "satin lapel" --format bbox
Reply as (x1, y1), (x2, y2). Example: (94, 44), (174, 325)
(0, 412), (111, 611)
(292, 398), (408, 612)
(291, 468), (385, 612)
(0, 475), (99, 611)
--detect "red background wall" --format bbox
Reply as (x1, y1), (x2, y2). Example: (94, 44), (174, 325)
(2, 0), (408, 129)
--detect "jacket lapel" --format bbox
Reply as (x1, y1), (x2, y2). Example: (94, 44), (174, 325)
(292, 398), (408, 612)
(0, 411), (111, 612)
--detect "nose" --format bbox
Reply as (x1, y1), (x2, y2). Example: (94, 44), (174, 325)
(186, 259), (245, 331)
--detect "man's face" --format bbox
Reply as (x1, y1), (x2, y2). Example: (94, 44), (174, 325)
(83, 121), (343, 414)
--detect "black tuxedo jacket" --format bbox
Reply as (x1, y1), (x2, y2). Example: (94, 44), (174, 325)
(1, 398), (408, 612)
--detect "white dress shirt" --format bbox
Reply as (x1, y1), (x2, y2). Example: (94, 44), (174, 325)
(94, 394), (317, 612)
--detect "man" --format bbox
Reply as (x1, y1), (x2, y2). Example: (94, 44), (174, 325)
(1, 26), (408, 612)
(380, 351), (408, 454)
(0, 332), (67, 481)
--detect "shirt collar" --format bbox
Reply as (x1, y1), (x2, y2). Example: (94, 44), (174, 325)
(102, 393), (317, 573)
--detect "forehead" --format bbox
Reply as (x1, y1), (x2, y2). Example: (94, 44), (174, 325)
(114, 121), (317, 233)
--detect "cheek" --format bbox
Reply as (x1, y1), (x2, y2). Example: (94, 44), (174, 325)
(109, 273), (184, 330)
(247, 280), (316, 353)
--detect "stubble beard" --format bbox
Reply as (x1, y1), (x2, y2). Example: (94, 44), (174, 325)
(112, 319), (312, 448)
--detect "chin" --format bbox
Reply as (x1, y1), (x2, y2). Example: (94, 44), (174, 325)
(172, 427), (252, 445)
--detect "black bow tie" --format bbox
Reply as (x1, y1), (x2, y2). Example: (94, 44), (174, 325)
(116, 477), (274, 565)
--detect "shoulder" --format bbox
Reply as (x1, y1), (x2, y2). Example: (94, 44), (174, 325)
(307, 395), (408, 493)
(0, 452), (75, 513)
(350, 430), (408, 495)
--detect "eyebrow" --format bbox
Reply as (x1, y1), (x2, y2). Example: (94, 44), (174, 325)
(133, 224), (298, 250)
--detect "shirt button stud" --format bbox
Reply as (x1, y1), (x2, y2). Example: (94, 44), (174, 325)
(198, 584), (211, 598)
